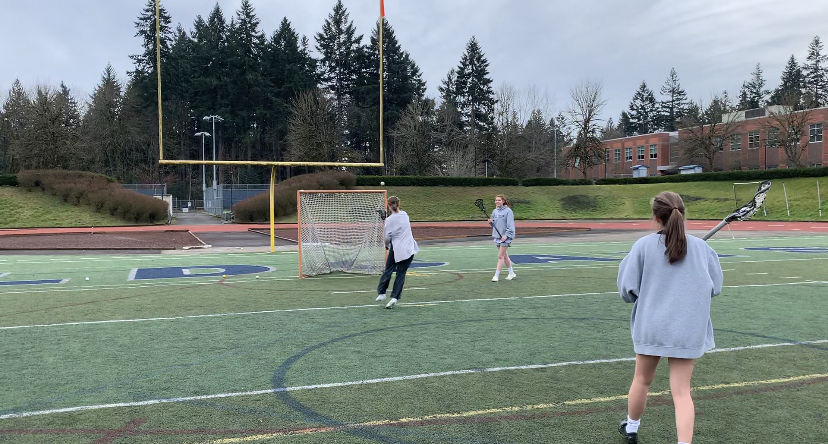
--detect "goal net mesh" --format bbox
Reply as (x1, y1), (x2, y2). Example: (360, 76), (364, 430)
(298, 191), (387, 277)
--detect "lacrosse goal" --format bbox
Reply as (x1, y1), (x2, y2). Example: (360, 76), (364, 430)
(297, 190), (388, 277)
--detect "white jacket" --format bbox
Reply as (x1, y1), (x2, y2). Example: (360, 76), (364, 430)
(384, 210), (419, 262)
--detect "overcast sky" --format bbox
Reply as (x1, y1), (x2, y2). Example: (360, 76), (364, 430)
(2, 0), (828, 122)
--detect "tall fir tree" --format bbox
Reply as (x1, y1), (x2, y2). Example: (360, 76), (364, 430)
(191, 5), (230, 121)
(769, 54), (803, 107)
(261, 18), (318, 161)
(802, 36), (827, 108)
(737, 63), (768, 110)
(315, 0), (363, 123)
(128, 0), (173, 107)
(82, 65), (125, 176)
(453, 37), (496, 135)
(659, 68), (689, 131)
(627, 81), (659, 135)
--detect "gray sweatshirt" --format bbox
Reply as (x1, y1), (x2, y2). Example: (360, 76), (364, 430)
(491, 206), (515, 239)
(617, 233), (724, 359)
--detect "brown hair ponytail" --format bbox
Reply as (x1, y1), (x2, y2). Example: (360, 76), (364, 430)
(652, 192), (687, 263)
(387, 196), (400, 213)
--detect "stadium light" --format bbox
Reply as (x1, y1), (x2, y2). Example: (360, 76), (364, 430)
(203, 115), (224, 192)
(194, 131), (211, 201)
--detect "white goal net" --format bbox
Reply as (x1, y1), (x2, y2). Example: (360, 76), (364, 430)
(297, 190), (387, 277)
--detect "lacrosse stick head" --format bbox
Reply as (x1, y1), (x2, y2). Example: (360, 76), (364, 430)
(376, 208), (387, 221)
(725, 180), (771, 223)
(474, 199), (486, 211)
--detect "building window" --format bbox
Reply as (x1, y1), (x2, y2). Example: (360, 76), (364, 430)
(714, 136), (724, 151)
(809, 123), (823, 143)
(649, 144), (657, 159)
(625, 147), (632, 161)
(748, 131), (759, 149)
(614, 149), (621, 163)
(730, 134), (742, 151)
(574, 156), (580, 168)
(767, 128), (779, 147)
(605, 150), (610, 162)
(637, 146), (645, 160)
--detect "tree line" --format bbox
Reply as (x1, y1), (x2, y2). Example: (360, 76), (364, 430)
(1, 0), (826, 197)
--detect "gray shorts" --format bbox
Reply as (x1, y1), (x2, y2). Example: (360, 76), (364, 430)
(495, 238), (512, 247)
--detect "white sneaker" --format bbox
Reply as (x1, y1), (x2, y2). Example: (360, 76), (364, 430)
(506, 272), (516, 280)
(491, 276), (499, 282)
(385, 298), (398, 308)
(376, 294), (386, 301)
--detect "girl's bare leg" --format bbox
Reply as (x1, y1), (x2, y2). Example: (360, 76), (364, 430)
(668, 357), (696, 443)
(628, 354), (661, 420)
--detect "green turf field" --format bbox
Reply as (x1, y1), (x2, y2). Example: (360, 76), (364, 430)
(1, 233), (827, 443)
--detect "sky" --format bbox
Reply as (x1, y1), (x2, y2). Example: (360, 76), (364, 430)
(2, 0), (828, 122)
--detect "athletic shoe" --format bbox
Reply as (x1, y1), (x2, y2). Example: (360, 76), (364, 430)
(385, 298), (398, 309)
(491, 276), (498, 282)
(618, 420), (638, 444)
(506, 272), (516, 280)
(376, 294), (386, 301)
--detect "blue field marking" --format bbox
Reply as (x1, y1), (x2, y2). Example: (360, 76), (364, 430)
(509, 254), (619, 264)
(409, 260), (448, 269)
(128, 265), (275, 281)
(743, 247), (828, 254)
(0, 272), (68, 286)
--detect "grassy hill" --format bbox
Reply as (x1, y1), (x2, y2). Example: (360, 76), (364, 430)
(0, 186), (131, 228)
(2, 177), (826, 228)
(375, 177), (826, 222)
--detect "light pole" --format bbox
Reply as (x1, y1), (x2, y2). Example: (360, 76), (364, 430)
(203, 115), (223, 193)
(553, 126), (558, 179)
(195, 131), (210, 201)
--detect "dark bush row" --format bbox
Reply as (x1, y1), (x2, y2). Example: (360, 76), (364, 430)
(362, 167), (828, 187)
(0, 174), (17, 186)
(233, 171), (357, 223)
(357, 175), (521, 187)
(16, 170), (169, 224)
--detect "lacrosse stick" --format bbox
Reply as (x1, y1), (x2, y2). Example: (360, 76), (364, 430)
(377, 208), (387, 221)
(475, 198), (503, 238)
(703, 180), (771, 241)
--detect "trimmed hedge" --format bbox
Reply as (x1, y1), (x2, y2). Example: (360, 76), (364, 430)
(357, 175), (520, 187)
(16, 170), (168, 224)
(233, 171), (357, 223)
(0, 174), (17, 186)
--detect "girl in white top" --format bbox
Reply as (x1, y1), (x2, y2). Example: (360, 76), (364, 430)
(376, 196), (419, 308)
(488, 194), (516, 282)
(616, 191), (723, 444)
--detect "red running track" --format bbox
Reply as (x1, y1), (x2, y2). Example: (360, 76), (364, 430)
(1, 220), (827, 236)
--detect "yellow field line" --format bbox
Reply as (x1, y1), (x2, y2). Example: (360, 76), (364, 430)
(194, 373), (828, 443)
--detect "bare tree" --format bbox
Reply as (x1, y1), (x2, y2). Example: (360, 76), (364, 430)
(678, 95), (740, 171)
(286, 88), (342, 163)
(390, 99), (439, 175)
(562, 80), (606, 178)
(762, 92), (816, 168)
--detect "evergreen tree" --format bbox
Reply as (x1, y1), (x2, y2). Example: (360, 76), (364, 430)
(627, 81), (658, 134)
(261, 18), (318, 161)
(659, 68), (689, 131)
(191, 5), (230, 121)
(802, 36), (827, 107)
(226, 0), (267, 162)
(438, 68), (458, 107)
(2, 80), (29, 172)
(454, 37), (496, 135)
(769, 55), (803, 107)
(128, 0), (173, 106)
(81, 65), (125, 176)
(737, 63), (769, 110)
(315, 0), (363, 122)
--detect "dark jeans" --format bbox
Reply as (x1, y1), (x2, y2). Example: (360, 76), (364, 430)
(377, 245), (414, 300)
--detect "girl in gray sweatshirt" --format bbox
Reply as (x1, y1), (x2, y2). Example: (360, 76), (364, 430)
(489, 194), (516, 282)
(616, 192), (723, 444)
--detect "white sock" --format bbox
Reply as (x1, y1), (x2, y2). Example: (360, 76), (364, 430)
(508, 267), (514, 273)
(626, 416), (640, 433)
(678, 442), (690, 444)
(494, 270), (501, 278)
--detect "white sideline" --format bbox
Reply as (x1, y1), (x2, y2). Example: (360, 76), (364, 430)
(2, 280), (827, 331)
(1, 339), (826, 420)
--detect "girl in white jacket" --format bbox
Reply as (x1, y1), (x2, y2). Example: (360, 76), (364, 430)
(376, 196), (419, 308)
(489, 194), (516, 282)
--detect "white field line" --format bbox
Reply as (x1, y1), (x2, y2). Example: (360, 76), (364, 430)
(332, 287), (428, 294)
(2, 339), (826, 421)
(3, 280), (827, 332)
